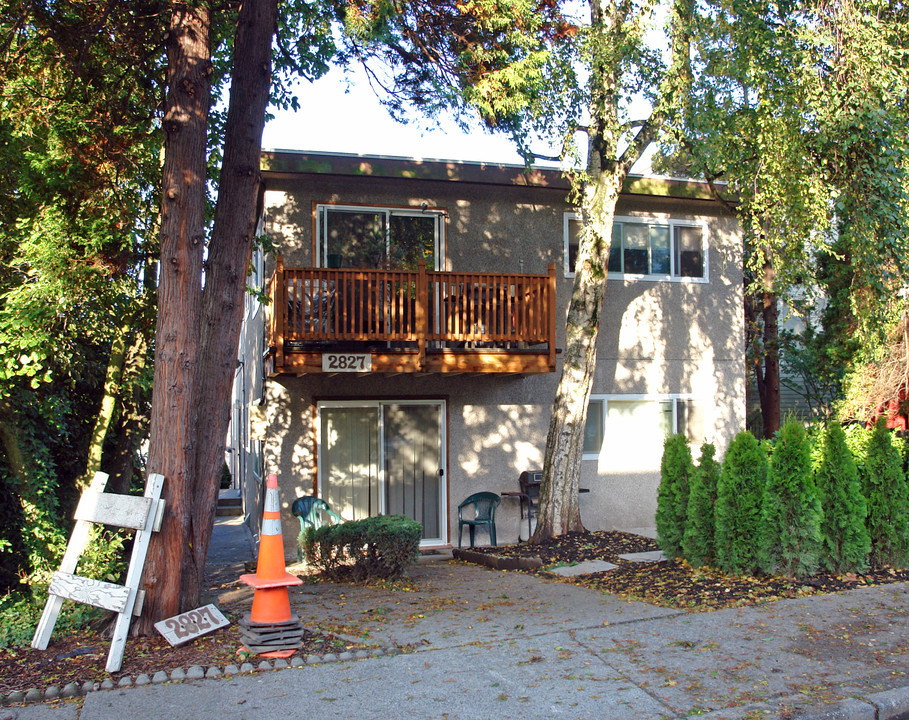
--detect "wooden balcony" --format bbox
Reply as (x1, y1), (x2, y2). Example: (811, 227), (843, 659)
(266, 258), (557, 375)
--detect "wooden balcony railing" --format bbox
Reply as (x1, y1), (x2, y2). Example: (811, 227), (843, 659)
(267, 258), (557, 374)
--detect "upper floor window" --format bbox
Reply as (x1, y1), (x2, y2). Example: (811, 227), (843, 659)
(316, 204), (445, 271)
(564, 213), (707, 281)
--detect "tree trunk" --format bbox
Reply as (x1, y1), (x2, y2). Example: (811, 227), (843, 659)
(749, 254), (780, 439)
(533, 0), (694, 541)
(184, 0), (279, 607)
(759, 285), (781, 438)
(0, 399), (25, 484)
(106, 323), (152, 496)
(534, 171), (623, 540)
(138, 2), (211, 633)
(80, 320), (129, 491)
(139, 0), (279, 627)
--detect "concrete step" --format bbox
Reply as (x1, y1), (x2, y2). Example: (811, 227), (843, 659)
(216, 495), (242, 517)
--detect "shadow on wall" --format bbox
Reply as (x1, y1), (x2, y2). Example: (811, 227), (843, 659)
(448, 187), (563, 272)
(265, 191), (313, 267)
(595, 218), (743, 456)
(263, 377), (316, 501)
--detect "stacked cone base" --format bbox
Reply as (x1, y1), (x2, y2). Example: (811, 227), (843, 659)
(238, 612), (304, 657)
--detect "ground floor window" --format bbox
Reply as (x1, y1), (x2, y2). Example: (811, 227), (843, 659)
(583, 396), (706, 462)
(316, 399), (447, 545)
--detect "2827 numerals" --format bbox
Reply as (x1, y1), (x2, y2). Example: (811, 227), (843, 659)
(324, 353), (370, 371)
(164, 606), (218, 639)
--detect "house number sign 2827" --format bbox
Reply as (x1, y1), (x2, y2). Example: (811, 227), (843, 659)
(322, 353), (372, 372)
(154, 604), (229, 646)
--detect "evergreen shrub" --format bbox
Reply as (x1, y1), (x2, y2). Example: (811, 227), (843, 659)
(715, 431), (767, 575)
(682, 443), (720, 567)
(303, 515), (422, 581)
(656, 434), (694, 559)
(843, 423), (871, 475)
(759, 420), (822, 578)
(816, 422), (870, 573)
(864, 418), (909, 568)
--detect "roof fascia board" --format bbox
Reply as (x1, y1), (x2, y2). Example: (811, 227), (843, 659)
(260, 149), (722, 202)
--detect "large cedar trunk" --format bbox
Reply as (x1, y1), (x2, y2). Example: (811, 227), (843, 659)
(139, 3), (210, 631)
(185, 0), (279, 605)
(139, 0), (279, 629)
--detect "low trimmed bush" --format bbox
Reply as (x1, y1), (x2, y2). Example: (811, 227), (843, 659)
(303, 515), (422, 582)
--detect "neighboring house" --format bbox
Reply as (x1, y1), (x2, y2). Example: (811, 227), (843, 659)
(228, 150), (746, 558)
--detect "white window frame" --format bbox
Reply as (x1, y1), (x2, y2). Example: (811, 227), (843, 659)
(563, 212), (709, 283)
(316, 203), (446, 271)
(582, 394), (707, 460)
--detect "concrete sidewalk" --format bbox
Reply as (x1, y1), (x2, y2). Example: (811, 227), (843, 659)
(9, 518), (909, 720)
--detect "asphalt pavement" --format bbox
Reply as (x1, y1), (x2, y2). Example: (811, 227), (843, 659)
(7, 516), (909, 720)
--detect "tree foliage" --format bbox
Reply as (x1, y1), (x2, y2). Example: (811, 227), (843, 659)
(815, 422), (869, 573)
(759, 420), (823, 578)
(656, 434), (693, 560)
(715, 431), (767, 575)
(682, 442), (720, 568)
(659, 0), (909, 437)
(0, 0), (165, 591)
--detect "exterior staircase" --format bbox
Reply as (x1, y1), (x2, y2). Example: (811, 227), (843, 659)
(217, 490), (243, 517)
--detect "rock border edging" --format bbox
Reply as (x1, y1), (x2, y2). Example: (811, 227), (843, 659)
(1, 644), (395, 706)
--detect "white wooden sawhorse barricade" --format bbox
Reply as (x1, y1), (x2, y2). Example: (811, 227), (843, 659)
(31, 471), (165, 672)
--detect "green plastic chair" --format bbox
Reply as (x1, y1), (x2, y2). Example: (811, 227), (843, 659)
(292, 496), (341, 563)
(457, 492), (500, 549)
(291, 496), (341, 533)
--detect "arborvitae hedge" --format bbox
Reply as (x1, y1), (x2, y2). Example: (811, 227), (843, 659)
(864, 418), (909, 569)
(816, 422), (870, 573)
(656, 434), (693, 559)
(759, 420), (823, 578)
(682, 443), (720, 567)
(715, 431), (767, 575)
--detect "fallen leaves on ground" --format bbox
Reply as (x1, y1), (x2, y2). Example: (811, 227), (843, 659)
(0, 621), (362, 698)
(468, 530), (909, 611)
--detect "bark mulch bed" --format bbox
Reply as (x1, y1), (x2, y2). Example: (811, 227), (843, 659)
(0, 618), (362, 700)
(0, 563), (366, 701)
(466, 529), (909, 611)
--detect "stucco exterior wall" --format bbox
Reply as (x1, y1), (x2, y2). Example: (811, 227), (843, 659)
(242, 155), (744, 557)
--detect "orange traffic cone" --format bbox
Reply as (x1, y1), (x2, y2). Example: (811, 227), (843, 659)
(238, 473), (303, 657)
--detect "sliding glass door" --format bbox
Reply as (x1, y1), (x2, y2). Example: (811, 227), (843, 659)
(318, 400), (446, 544)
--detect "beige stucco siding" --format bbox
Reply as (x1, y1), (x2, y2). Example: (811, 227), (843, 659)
(249, 160), (744, 556)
